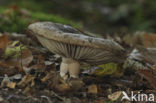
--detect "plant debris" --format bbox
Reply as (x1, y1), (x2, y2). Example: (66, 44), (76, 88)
(0, 32), (156, 103)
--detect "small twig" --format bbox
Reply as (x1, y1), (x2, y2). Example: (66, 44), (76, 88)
(51, 90), (65, 101)
(146, 63), (156, 74)
(20, 42), (23, 70)
(40, 95), (53, 103)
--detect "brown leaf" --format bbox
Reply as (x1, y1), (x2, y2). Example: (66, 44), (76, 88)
(3, 58), (24, 73)
(142, 33), (156, 48)
(0, 35), (10, 58)
(56, 82), (71, 92)
(42, 71), (70, 92)
(68, 78), (84, 91)
(129, 47), (156, 65)
(123, 32), (156, 48)
(0, 48), (33, 75)
(108, 91), (122, 101)
(29, 55), (45, 71)
(138, 69), (156, 90)
(0, 35), (10, 49)
(41, 72), (53, 82)
(4, 47), (33, 67)
(88, 84), (98, 94)
(6, 82), (16, 89)
(23, 85), (31, 94)
(1, 75), (10, 87)
(1, 74), (16, 89)
(0, 61), (18, 76)
(20, 49), (33, 67)
(18, 74), (35, 88)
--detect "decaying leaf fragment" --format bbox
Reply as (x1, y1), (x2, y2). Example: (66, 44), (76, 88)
(82, 63), (123, 77)
(0, 39), (33, 75)
(1, 75), (16, 89)
(17, 74), (35, 88)
(0, 35), (10, 49)
(108, 91), (122, 101)
(88, 84), (98, 94)
(0, 35), (10, 57)
(41, 70), (71, 92)
(138, 68), (156, 90)
(123, 32), (156, 48)
(68, 78), (84, 91)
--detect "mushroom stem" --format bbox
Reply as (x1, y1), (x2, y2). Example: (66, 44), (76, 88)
(60, 58), (80, 80)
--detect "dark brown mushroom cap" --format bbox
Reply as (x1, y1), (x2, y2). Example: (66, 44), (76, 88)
(28, 22), (126, 64)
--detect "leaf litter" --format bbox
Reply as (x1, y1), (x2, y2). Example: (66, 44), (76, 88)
(0, 32), (156, 103)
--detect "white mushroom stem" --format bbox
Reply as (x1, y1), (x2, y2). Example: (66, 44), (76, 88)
(60, 58), (80, 80)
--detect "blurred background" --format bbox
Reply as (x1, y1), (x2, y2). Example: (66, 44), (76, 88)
(0, 0), (156, 36)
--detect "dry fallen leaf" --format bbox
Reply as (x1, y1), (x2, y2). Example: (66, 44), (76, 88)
(0, 35), (10, 49)
(18, 74), (35, 88)
(0, 61), (18, 76)
(123, 32), (156, 48)
(88, 84), (98, 94)
(23, 85), (31, 94)
(138, 69), (156, 90)
(0, 35), (10, 58)
(68, 78), (84, 91)
(20, 48), (33, 66)
(108, 91), (122, 101)
(42, 71), (71, 92)
(29, 55), (45, 71)
(5, 48), (33, 66)
(0, 38), (33, 75)
(1, 74), (16, 89)
(0, 48), (33, 75)
(1, 74), (10, 87)
(141, 33), (156, 48)
(6, 82), (16, 89)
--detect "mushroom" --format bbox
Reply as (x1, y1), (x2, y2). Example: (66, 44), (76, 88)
(28, 22), (126, 80)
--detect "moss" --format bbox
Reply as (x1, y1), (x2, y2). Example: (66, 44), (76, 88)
(31, 12), (82, 28)
(0, 7), (82, 33)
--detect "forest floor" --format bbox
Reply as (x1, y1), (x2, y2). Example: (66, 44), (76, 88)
(0, 32), (156, 103)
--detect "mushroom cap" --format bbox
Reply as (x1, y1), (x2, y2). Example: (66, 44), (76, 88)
(28, 22), (126, 64)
